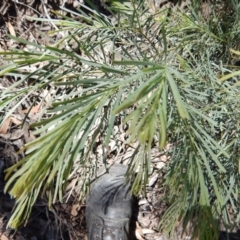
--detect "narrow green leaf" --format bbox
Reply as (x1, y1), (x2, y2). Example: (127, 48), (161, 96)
(218, 70), (240, 82)
(165, 70), (189, 119)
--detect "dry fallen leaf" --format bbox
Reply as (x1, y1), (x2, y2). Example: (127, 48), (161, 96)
(148, 173), (159, 187)
(71, 204), (79, 216)
(1, 234), (9, 240)
(142, 228), (155, 234)
(135, 221), (144, 240)
(0, 117), (22, 134)
(22, 104), (41, 114)
(22, 122), (35, 143)
(155, 162), (166, 170)
(9, 129), (24, 140)
(22, 104), (43, 122)
(138, 212), (151, 228)
(7, 22), (16, 37)
(139, 198), (148, 205)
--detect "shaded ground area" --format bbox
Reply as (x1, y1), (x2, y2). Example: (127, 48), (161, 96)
(0, 139), (85, 239)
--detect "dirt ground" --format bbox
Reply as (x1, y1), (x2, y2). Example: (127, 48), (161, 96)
(0, 0), (240, 239)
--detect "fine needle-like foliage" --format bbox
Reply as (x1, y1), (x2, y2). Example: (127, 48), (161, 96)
(0, 0), (240, 239)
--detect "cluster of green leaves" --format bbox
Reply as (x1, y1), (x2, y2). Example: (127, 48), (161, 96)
(0, 0), (240, 239)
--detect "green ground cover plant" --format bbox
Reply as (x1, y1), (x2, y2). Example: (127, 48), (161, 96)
(1, 0), (240, 239)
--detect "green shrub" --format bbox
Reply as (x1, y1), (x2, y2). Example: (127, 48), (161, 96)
(0, 1), (240, 239)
